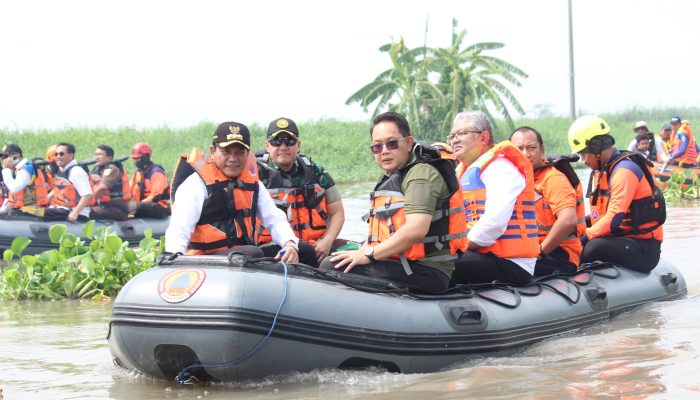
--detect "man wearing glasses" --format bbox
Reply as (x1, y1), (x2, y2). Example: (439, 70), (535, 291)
(0, 143), (50, 216)
(44, 142), (93, 222)
(449, 111), (539, 287)
(322, 112), (467, 293)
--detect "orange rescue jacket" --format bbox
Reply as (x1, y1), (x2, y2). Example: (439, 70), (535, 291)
(131, 163), (170, 209)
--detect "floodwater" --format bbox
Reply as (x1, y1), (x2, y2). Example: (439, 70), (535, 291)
(1, 182), (699, 400)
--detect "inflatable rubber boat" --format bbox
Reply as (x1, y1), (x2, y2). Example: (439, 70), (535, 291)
(0, 214), (170, 253)
(653, 161), (700, 188)
(108, 255), (686, 383)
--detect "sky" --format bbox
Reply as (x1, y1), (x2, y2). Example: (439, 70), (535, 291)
(2, 0), (699, 131)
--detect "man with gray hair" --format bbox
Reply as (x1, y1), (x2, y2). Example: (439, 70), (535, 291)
(448, 110), (538, 286)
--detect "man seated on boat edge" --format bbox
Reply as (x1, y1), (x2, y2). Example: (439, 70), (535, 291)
(625, 121), (666, 162)
(164, 121), (312, 265)
(449, 111), (539, 287)
(255, 117), (347, 266)
(321, 112), (468, 293)
(668, 116), (698, 168)
(89, 145), (131, 221)
(509, 127), (585, 276)
(0, 143), (50, 217)
(43, 142), (93, 222)
(129, 142), (171, 219)
(569, 115), (664, 273)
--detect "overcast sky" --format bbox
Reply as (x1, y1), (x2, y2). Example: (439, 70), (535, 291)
(1, 0), (699, 130)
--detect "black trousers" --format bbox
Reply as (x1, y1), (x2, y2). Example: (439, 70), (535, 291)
(42, 207), (89, 222)
(133, 202), (170, 219)
(534, 247), (578, 276)
(260, 241), (319, 268)
(90, 205), (129, 221)
(319, 257), (450, 293)
(451, 251), (533, 287)
(581, 236), (661, 273)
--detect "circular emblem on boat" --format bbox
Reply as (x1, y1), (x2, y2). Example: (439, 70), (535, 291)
(158, 268), (206, 303)
(591, 209), (598, 219)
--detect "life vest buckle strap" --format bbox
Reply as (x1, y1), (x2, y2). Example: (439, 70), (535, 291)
(399, 253), (413, 276)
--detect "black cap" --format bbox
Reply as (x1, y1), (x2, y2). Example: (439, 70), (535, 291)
(212, 122), (250, 150)
(267, 117), (299, 138)
(670, 116), (682, 124)
(1, 144), (22, 155)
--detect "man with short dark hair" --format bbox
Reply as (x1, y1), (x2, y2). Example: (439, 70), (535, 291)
(44, 142), (93, 222)
(89, 144), (131, 221)
(625, 121), (665, 162)
(1, 143), (49, 216)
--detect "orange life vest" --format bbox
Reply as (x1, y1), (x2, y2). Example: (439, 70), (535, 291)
(171, 148), (259, 255)
(7, 161), (50, 208)
(588, 151), (665, 240)
(50, 165), (83, 208)
(671, 122), (697, 166)
(533, 156), (586, 267)
(431, 142), (457, 168)
(255, 153), (328, 245)
(131, 163), (170, 209)
(89, 161), (131, 205)
(457, 141), (540, 259)
(366, 144), (468, 274)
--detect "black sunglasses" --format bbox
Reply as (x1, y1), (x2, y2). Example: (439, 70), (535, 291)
(369, 137), (407, 154)
(269, 137), (298, 147)
(55, 152), (67, 156)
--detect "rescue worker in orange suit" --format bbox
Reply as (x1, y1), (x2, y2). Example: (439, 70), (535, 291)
(0, 144), (50, 217)
(129, 142), (171, 219)
(256, 117), (345, 265)
(43, 142), (93, 222)
(449, 111), (539, 286)
(321, 112), (468, 293)
(569, 115), (665, 272)
(164, 121), (306, 265)
(509, 127), (585, 276)
(668, 116), (698, 167)
(89, 144), (131, 221)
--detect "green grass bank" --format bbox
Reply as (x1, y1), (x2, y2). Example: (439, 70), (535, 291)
(2, 107), (699, 183)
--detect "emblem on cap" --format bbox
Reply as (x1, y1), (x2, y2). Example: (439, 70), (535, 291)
(157, 268), (206, 303)
(227, 133), (243, 141)
(229, 124), (241, 134)
(276, 119), (289, 129)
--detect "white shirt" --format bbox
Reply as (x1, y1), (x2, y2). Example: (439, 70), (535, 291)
(50, 159), (92, 217)
(165, 172), (299, 254)
(463, 157), (536, 275)
(1, 158), (32, 212)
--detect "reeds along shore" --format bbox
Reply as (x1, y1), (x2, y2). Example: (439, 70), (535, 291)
(3, 108), (698, 183)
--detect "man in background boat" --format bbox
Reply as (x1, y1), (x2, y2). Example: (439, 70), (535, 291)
(89, 145), (131, 221)
(164, 121), (302, 264)
(625, 121), (666, 162)
(568, 115), (664, 272)
(255, 117), (346, 266)
(323, 112), (467, 293)
(668, 116), (698, 167)
(129, 142), (171, 219)
(44, 143), (93, 222)
(449, 111), (539, 286)
(658, 123), (673, 157)
(509, 127), (585, 276)
(0, 144), (50, 217)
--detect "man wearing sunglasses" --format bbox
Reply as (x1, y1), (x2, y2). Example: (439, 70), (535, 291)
(44, 142), (93, 222)
(256, 117), (346, 266)
(449, 111), (539, 287)
(322, 112), (467, 293)
(164, 122), (300, 265)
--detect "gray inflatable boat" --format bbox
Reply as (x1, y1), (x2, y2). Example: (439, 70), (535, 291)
(0, 214), (170, 253)
(108, 255), (686, 383)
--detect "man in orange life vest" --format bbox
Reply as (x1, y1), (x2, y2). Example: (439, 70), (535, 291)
(89, 144), (131, 221)
(129, 142), (171, 219)
(43, 142), (93, 222)
(322, 112), (467, 293)
(256, 117), (346, 265)
(449, 111), (539, 286)
(1, 144), (50, 216)
(509, 126), (585, 276)
(569, 115), (664, 272)
(668, 116), (698, 167)
(164, 122), (301, 264)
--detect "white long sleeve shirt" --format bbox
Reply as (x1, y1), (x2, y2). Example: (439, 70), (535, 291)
(463, 157), (536, 275)
(1, 158), (32, 212)
(165, 172), (299, 254)
(50, 159), (93, 218)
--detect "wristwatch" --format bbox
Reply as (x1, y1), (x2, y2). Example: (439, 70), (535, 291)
(364, 246), (376, 262)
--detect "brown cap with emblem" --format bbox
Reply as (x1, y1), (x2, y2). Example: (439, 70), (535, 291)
(267, 117), (299, 138)
(213, 122), (251, 150)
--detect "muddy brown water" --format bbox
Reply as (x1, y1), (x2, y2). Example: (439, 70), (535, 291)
(1, 182), (699, 399)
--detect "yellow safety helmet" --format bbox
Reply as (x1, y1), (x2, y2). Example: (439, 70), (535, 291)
(568, 115), (610, 153)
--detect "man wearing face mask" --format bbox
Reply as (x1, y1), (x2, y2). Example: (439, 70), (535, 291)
(1, 144), (50, 216)
(129, 142), (171, 219)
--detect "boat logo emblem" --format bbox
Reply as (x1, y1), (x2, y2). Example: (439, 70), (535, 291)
(158, 268), (206, 303)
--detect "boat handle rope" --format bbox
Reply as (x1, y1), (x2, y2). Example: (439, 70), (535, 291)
(539, 278), (582, 305)
(174, 253), (290, 385)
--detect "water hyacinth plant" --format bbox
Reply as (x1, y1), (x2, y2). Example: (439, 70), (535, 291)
(0, 220), (163, 300)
